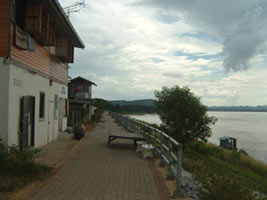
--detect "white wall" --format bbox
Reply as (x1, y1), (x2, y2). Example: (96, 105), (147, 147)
(0, 58), (10, 147)
(7, 64), (66, 147)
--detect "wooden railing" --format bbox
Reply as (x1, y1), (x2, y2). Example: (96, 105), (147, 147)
(109, 111), (183, 197)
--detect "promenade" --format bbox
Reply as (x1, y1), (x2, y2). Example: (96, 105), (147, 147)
(31, 114), (171, 200)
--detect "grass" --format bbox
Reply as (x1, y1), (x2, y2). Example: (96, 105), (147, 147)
(183, 141), (267, 200)
(130, 119), (267, 199)
(184, 141), (267, 178)
(0, 146), (51, 193)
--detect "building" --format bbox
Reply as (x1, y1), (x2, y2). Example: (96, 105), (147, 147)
(0, 0), (84, 148)
(219, 136), (237, 149)
(68, 76), (97, 125)
(69, 76), (97, 100)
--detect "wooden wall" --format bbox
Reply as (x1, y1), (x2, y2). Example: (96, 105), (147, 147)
(0, 0), (10, 57)
(50, 56), (68, 84)
(10, 24), (68, 85)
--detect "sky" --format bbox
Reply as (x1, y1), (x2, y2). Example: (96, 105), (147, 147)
(59, 0), (267, 106)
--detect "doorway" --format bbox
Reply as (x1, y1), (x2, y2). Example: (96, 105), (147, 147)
(20, 96), (35, 148)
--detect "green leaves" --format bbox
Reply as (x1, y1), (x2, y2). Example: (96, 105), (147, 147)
(0, 145), (51, 192)
(155, 85), (217, 143)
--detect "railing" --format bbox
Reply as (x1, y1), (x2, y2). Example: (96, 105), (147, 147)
(109, 111), (183, 197)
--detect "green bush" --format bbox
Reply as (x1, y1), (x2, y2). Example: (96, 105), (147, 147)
(8, 145), (41, 164)
(92, 107), (104, 122)
(0, 146), (51, 192)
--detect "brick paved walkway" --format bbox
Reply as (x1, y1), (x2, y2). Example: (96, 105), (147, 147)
(31, 114), (171, 200)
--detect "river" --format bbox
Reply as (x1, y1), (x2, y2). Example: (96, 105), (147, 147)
(129, 112), (267, 164)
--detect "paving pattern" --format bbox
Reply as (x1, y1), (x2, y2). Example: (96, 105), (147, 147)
(31, 114), (171, 200)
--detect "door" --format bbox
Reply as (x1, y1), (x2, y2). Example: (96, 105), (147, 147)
(20, 96), (35, 148)
(48, 100), (54, 143)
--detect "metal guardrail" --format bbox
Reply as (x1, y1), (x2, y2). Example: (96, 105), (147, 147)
(109, 111), (183, 197)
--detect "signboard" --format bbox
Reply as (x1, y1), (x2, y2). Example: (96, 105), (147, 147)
(59, 85), (67, 98)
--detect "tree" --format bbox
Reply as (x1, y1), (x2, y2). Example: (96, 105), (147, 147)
(155, 86), (217, 144)
(94, 98), (108, 110)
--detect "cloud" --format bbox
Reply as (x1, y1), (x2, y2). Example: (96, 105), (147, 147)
(136, 0), (267, 72)
(57, 0), (267, 106)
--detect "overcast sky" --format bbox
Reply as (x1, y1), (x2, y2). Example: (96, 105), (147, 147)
(59, 0), (267, 106)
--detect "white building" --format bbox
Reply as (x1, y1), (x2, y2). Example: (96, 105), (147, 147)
(0, 0), (84, 148)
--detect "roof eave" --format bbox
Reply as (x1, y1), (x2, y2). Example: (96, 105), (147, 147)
(48, 0), (85, 49)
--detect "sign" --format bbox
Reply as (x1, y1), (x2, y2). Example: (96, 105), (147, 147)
(13, 79), (23, 87)
(59, 85), (68, 98)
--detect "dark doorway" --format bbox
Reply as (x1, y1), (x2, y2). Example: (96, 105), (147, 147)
(20, 96), (35, 149)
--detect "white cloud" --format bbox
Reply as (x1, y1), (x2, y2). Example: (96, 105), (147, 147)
(59, 0), (267, 106)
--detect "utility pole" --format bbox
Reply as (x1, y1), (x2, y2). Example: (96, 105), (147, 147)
(63, 0), (87, 17)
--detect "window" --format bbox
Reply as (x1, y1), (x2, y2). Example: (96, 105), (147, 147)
(39, 92), (45, 120)
(54, 95), (58, 119)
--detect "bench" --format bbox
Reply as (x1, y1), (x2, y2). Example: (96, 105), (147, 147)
(108, 132), (146, 145)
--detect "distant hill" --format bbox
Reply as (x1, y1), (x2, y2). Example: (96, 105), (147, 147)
(109, 99), (155, 107)
(108, 99), (267, 112)
(208, 105), (267, 112)
(107, 99), (155, 114)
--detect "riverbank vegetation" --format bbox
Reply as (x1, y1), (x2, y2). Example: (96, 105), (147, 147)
(0, 146), (51, 192)
(135, 116), (267, 199)
(183, 141), (267, 199)
(143, 85), (267, 199)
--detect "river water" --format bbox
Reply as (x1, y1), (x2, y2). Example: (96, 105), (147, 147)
(129, 112), (267, 164)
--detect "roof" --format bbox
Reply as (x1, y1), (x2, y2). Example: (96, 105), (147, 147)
(48, 0), (85, 48)
(219, 136), (236, 140)
(70, 76), (97, 86)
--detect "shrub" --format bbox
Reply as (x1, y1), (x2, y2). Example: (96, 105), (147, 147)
(92, 107), (104, 122)
(8, 145), (41, 164)
(0, 146), (51, 192)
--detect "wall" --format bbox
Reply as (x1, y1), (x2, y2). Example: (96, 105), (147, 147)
(7, 64), (67, 147)
(0, 58), (10, 147)
(10, 25), (68, 85)
(0, 0), (10, 57)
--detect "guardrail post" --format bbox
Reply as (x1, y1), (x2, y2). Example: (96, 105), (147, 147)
(148, 128), (151, 144)
(154, 130), (158, 156)
(174, 144), (184, 198)
(159, 134), (165, 167)
(167, 138), (175, 180)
